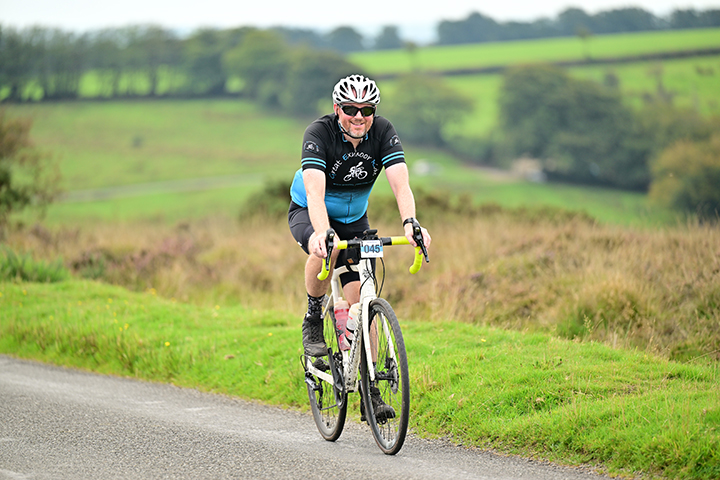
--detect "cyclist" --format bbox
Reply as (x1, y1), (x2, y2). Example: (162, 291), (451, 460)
(288, 73), (432, 359)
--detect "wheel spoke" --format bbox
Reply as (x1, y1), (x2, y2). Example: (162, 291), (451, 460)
(306, 298), (347, 441)
(361, 298), (409, 455)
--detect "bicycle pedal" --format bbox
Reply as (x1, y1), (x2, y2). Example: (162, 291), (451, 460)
(312, 358), (330, 372)
(304, 372), (318, 390)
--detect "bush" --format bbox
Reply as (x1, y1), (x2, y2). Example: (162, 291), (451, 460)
(222, 29), (291, 106)
(649, 134), (720, 221)
(222, 31), (360, 116)
(367, 188), (596, 226)
(382, 74), (471, 147)
(496, 66), (720, 192)
(238, 180), (291, 221)
(498, 65), (653, 189)
(0, 247), (69, 282)
(279, 48), (358, 116)
(0, 110), (61, 234)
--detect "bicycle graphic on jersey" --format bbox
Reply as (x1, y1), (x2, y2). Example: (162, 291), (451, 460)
(344, 162), (368, 182)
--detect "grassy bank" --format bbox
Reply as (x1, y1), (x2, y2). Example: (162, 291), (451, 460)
(1, 279), (718, 479)
(5, 208), (717, 363)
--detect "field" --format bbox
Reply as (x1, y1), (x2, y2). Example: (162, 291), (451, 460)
(432, 56), (720, 138)
(352, 28), (720, 137)
(14, 100), (300, 190)
(350, 28), (720, 75)
(4, 100), (674, 227)
(2, 28), (720, 478)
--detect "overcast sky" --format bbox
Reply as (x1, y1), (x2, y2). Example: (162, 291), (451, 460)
(1, 0), (718, 42)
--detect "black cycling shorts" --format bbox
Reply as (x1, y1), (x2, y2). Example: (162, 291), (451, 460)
(288, 201), (370, 286)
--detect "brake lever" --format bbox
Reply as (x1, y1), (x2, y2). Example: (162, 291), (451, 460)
(317, 229), (335, 281)
(412, 224), (429, 263)
(325, 229), (335, 269)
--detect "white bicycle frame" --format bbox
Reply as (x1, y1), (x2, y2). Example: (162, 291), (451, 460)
(305, 255), (394, 394)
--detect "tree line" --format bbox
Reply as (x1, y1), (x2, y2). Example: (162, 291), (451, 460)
(437, 7), (720, 45)
(2, 6), (720, 102)
(0, 25), (364, 104)
(1, 6), (719, 221)
(390, 65), (720, 220)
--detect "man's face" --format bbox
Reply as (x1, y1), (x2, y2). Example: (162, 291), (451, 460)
(334, 103), (375, 139)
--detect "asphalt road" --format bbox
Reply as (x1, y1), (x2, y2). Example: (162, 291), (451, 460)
(0, 355), (614, 480)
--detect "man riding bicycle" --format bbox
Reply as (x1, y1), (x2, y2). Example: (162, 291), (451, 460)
(289, 74), (431, 422)
(288, 74), (432, 357)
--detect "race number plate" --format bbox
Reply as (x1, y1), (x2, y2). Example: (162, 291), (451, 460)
(360, 240), (383, 258)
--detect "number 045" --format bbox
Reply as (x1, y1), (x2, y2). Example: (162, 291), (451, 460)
(360, 240), (383, 258)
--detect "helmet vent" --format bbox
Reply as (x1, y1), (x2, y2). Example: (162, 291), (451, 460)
(332, 75), (381, 106)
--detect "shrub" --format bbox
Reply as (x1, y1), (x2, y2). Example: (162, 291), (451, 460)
(0, 110), (61, 234)
(0, 247), (69, 282)
(498, 65), (653, 189)
(382, 74), (471, 147)
(238, 179), (291, 221)
(649, 134), (720, 221)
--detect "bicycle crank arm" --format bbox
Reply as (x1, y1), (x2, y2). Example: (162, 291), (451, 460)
(305, 358), (334, 386)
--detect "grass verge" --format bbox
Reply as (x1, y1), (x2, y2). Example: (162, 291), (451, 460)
(1, 279), (718, 479)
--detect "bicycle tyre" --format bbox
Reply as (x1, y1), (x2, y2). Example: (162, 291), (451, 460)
(306, 297), (347, 441)
(360, 298), (410, 455)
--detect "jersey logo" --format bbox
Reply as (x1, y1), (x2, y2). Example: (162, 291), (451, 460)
(304, 141), (320, 153)
(344, 162), (368, 181)
(389, 135), (401, 147)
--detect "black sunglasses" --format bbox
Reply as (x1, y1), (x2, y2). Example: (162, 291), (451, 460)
(340, 105), (376, 117)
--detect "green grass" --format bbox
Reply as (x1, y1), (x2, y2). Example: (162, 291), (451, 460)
(8, 99), (303, 191)
(350, 28), (720, 76)
(5, 99), (677, 227)
(31, 158), (672, 228)
(572, 56), (720, 116)
(1, 247), (69, 283)
(354, 29), (720, 139)
(43, 181), (262, 224)
(379, 56), (720, 138)
(396, 147), (676, 227)
(2, 279), (718, 479)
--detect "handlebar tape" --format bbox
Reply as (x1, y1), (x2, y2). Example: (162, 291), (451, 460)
(317, 262), (330, 281)
(409, 246), (423, 274)
(316, 233), (427, 279)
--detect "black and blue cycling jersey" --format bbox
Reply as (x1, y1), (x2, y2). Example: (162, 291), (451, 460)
(290, 114), (405, 224)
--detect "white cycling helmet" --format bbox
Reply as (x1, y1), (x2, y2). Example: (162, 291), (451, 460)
(332, 74), (381, 105)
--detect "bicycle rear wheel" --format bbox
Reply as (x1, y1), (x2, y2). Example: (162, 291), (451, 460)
(306, 296), (347, 441)
(360, 298), (410, 455)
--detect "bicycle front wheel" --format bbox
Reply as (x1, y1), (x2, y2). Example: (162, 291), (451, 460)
(360, 298), (410, 455)
(306, 297), (347, 441)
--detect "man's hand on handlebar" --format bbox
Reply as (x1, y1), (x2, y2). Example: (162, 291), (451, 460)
(403, 218), (431, 263)
(309, 230), (331, 259)
(403, 219), (431, 248)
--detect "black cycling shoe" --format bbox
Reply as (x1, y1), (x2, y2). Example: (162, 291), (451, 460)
(302, 313), (327, 357)
(361, 385), (396, 422)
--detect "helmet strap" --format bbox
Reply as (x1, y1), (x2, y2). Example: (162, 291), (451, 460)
(337, 120), (366, 140)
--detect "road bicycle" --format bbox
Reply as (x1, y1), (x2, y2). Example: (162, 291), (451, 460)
(302, 222), (429, 455)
